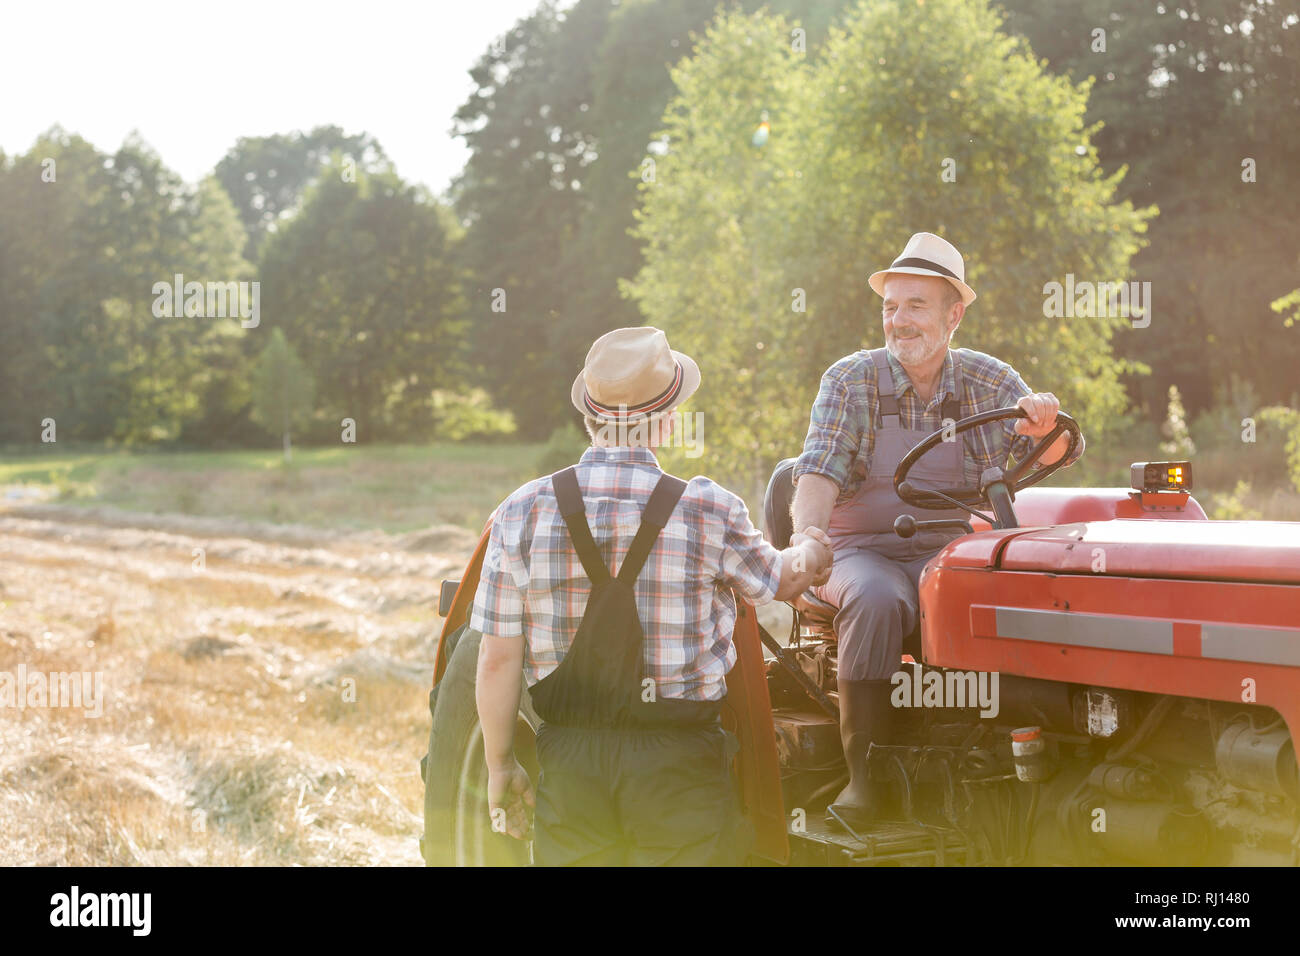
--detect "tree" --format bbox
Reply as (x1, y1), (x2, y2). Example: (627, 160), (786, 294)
(250, 328), (315, 461)
(451, 0), (857, 438)
(627, 0), (1152, 497)
(214, 126), (388, 260)
(258, 163), (470, 442)
(625, 8), (818, 499)
(997, 0), (1300, 416)
(450, 0), (611, 437)
(0, 128), (251, 445)
(0, 129), (105, 442)
(558, 0), (745, 384)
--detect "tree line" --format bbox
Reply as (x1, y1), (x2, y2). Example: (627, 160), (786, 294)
(1, 0), (1295, 466)
(0, 125), (501, 448)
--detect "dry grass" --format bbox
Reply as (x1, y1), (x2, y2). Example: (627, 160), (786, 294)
(0, 504), (458, 866)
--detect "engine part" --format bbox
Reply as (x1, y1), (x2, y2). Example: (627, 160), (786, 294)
(1097, 800), (1209, 864)
(994, 675), (1076, 735)
(1106, 695), (1176, 761)
(758, 624), (839, 718)
(1215, 719), (1299, 799)
(1011, 726), (1051, 782)
(1088, 762), (1171, 801)
(772, 709), (843, 770)
(1072, 687), (1133, 739)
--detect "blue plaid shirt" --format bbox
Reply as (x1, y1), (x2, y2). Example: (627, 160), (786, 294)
(469, 445), (783, 701)
(794, 347), (1085, 502)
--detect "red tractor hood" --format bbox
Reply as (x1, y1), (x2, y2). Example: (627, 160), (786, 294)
(988, 519), (1300, 585)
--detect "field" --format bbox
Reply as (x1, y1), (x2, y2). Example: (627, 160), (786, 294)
(0, 443), (545, 533)
(1, 439), (1295, 866)
(0, 443), (543, 866)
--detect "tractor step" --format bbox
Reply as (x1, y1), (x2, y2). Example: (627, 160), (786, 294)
(788, 816), (970, 866)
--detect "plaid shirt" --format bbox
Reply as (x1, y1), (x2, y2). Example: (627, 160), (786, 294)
(469, 445), (783, 701)
(794, 347), (1085, 501)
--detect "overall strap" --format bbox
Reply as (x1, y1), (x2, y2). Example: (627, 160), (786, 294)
(616, 473), (688, 585)
(941, 348), (964, 423)
(550, 467), (611, 586)
(870, 348), (900, 427)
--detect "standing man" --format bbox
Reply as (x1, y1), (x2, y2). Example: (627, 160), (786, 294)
(473, 326), (833, 865)
(790, 233), (1085, 830)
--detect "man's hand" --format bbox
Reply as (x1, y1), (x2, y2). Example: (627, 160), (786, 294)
(777, 526), (833, 601)
(487, 758), (535, 840)
(791, 526), (833, 587)
(1014, 392), (1060, 439)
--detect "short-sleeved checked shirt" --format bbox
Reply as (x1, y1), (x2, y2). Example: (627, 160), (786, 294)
(469, 445), (783, 702)
(793, 346), (1085, 502)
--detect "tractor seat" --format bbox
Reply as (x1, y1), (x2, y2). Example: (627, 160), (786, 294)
(762, 458), (839, 631)
(761, 457), (799, 552)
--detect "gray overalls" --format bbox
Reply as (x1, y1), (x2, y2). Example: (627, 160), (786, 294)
(815, 348), (968, 681)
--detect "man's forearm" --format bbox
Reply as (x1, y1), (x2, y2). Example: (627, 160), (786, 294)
(1035, 431), (1079, 468)
(791, 472), (839, 534)
(1039, 432), (1069, 467)
(476, 635), (524, 772)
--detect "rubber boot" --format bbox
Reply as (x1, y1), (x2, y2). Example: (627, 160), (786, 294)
(825, 678), (894, 832)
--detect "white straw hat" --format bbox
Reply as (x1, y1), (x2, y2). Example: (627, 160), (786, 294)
(868, 232), (976, 306)
(571, 326), (701, 422)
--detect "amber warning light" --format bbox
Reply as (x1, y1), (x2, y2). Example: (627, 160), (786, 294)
(1131, 460), (1192, 493)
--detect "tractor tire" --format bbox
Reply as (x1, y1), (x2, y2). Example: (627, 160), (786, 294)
(421, 625), (539, 866)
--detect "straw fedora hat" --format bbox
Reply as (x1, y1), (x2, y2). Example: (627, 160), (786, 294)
(868, 232), (977, 306)
(571, 326), (701, 422)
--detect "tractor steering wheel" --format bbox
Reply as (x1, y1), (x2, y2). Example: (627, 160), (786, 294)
(893, 406), (1083, 511)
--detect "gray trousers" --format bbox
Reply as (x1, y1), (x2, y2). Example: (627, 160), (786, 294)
(812, 546), (937, 681)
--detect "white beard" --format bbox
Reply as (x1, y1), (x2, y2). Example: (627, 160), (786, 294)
(887, 326), (950, 367)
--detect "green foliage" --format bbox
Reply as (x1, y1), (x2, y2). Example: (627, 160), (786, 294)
(0, 444), (549, 533)
(1189, 376), (1261, 452)
(1159, 385), (1195, 458)
(5, 0), (1296, 473)
(1272, 288), (1300, 330)
(214, 126), (388, 259)
(627, 0), (1151, 494)
(450, 0), (607, 435)
(1186, 378), (1300, 496)
(452, 0), (857, 438)
(998, 0), (1300, 416)
(250, 328), (316, 459)
(0, 128), (252, 445)
(1207, 479), (1263, 521)
(1257, 407), (1300, 494)
(1046, 408), (1152, 488)
(431, 388), (516, 442)
(624, 7), (817, 498)
(258, 164), (469, 442)
(535, 423), (590, 474)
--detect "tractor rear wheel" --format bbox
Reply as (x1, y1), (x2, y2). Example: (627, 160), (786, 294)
(421, 625), (539, 866)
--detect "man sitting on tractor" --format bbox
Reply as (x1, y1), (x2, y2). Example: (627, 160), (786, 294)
(789, 232), (1086, 831)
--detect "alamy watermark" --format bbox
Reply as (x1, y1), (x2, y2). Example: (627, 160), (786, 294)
(891, 665), (1000, 718)
(151, 274), (259, 328)
(591, 408), (705, 459)
(50, 886), (150, 936)
(0, 664), (104, 717)
(1043, 274), (1150, 328)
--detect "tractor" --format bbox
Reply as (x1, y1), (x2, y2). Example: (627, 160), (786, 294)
(420, 405), (1300, 866)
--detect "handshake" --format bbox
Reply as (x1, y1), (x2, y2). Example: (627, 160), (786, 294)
(775, 526), (834, 601)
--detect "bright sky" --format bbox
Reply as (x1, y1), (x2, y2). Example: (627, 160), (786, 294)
(1, 0), (549, 197)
